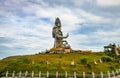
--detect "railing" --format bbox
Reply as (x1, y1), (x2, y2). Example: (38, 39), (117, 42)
(1, 69), (120, 78)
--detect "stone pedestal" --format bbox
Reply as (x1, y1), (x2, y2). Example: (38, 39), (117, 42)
(49, 47), (71, 53)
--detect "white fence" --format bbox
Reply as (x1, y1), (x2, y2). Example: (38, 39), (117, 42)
(1, 69), (120, 78)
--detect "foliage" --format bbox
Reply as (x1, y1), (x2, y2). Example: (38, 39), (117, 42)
(1, 57), (31, 73)
(59, 56), (62, 59)
(81, 58), (87, 64)
(87, 63), (92, 69)
(101, 56), (112, 62)
(109, 66), (116, 71)
(0, 52), (120, 74)
(105, 50), (119, 58)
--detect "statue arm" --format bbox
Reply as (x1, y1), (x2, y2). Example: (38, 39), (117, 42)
(56, 33), (69, 38)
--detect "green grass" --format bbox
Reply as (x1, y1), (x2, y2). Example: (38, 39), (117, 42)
(0, 52), (120, 74)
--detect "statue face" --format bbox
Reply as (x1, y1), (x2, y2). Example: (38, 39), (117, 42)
(58, 26), (61, 30)
(57, 23), (61, 26)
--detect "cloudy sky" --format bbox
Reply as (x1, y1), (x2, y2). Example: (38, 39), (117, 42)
(0, 0), (120, 59)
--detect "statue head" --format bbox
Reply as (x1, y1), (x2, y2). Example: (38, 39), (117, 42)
(55, 17), (61, 27)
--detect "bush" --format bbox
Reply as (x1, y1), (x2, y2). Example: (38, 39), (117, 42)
(109, 66), (115, 71)
(19, 57), (31, 63)
(4, 57), (31, 72)
(81, 58), (87, 64)
(59, 56), (62, 59)
(101, 56), (112, 62)
(87, 63), (92, 69)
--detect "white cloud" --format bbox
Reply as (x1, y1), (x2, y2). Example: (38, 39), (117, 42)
(96, 0), (120, 7)
(0, 0), (120, 58)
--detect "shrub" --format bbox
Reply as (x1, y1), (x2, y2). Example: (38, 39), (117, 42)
(81, 58), (87, 64)
(101, 56), (112, 62)
(87, 63), (92, 69)
(109, 66), (115, 71)
(4, 57), (31, 72)
(19, 57), (31, 63)
(59, 56), (62, 59)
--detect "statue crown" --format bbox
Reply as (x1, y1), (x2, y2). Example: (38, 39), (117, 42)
(55, 17), (61, 26)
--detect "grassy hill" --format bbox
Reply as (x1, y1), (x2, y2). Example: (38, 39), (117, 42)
(0, 52), (120, 74)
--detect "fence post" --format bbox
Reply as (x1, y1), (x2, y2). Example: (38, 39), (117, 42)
(56, 71), (58, 78)
(92, 72), (95, 78)
(46, 71), (49, 78)
(6, 71), (8, 77)
(12, 71), (15, 78)
(107, 71), (110, 78)
(25, 71), (28, 77)
(116, 69), (119, 75)
(32, 71), (34, 78)
(65, 71), (67, 78)
(83, 72), (85, 78)
(19, 71), (22, 78)
(39, 71), (41, 78)
(112, 71), (115, 77)
(74, 72), (76, 78)
(100, 71), (103, 78)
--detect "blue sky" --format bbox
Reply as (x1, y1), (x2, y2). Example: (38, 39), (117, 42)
(0, 0), (120, 59)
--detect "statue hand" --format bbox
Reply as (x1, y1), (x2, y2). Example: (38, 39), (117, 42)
(65, 33), (69, 38)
